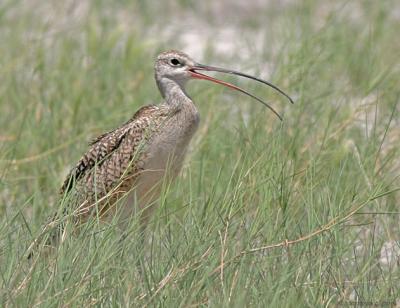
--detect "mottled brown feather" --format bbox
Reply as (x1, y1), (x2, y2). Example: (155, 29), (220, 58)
(61, 105), (160, 194)
(59, 104), (171, 220)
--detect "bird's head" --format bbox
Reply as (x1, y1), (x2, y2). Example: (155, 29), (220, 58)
(155, 50), (196, 86)
(155, 50), (293, 120)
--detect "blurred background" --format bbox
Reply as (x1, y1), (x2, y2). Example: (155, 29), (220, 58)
(1, 0), (399, 306)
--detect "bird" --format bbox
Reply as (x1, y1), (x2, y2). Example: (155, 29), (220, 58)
(32, 50), (293, 251)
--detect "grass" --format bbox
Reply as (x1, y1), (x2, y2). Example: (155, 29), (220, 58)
(1, 0), (400, 306)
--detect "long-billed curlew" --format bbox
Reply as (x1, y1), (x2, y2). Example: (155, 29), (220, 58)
(35, 50), (293, 249)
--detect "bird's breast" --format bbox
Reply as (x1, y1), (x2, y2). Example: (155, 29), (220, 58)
(148, 105), (199, 171)
(135, 105), (199, 199)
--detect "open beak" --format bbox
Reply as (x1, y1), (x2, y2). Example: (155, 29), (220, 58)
(189, 63), (294, 121)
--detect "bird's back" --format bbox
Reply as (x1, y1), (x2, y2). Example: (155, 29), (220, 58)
(59, 104), (172, 223)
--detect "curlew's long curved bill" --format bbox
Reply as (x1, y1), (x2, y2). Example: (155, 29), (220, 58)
(189, 63), (294, 121)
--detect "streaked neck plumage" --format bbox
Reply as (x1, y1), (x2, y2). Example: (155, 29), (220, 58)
(154, 74), (200, 148)
(156, 75), (193, 108)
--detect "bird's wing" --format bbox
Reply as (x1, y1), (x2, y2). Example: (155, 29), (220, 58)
(60, 105), (165, 195)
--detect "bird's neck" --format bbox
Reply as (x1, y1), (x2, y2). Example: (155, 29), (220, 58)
(157, 77), (200, 137)
(157, 77), (193, 109)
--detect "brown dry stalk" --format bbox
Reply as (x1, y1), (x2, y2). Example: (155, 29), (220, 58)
(211, 189), (399, 275)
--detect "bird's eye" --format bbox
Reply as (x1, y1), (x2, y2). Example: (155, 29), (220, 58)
(170, 58), (181, 66)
